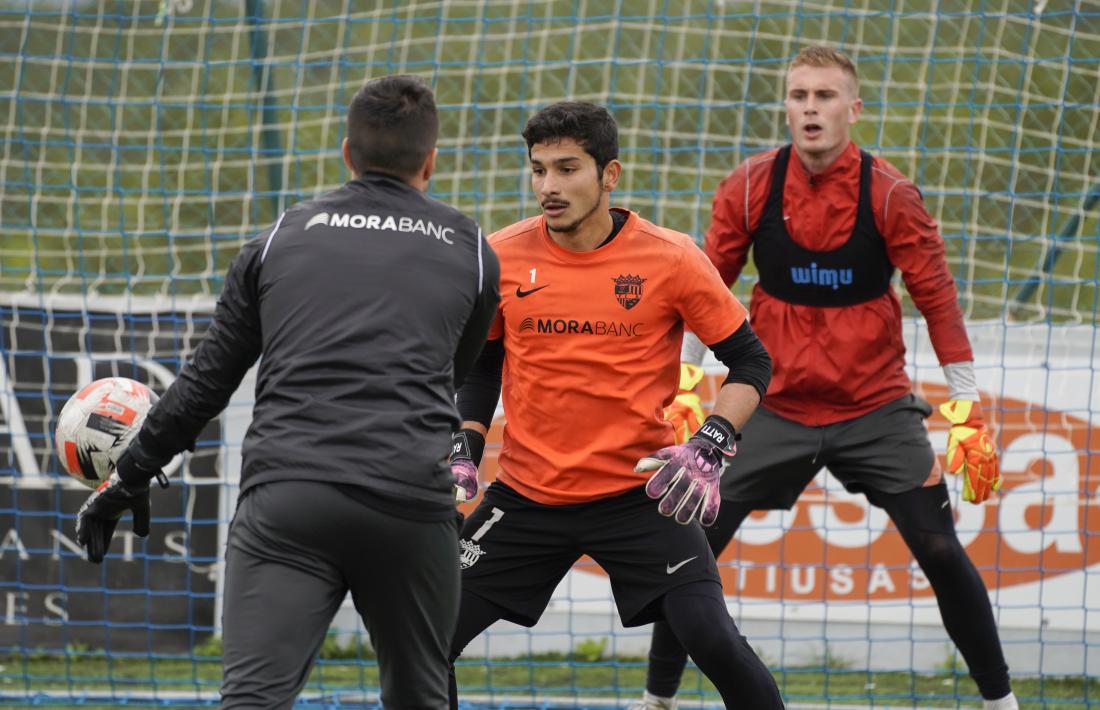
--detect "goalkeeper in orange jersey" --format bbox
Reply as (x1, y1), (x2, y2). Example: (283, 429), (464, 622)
(632, 46), (1017, 710)
(447, 101), (784, 709)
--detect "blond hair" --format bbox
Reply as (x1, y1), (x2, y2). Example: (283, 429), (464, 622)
(788, 46), (859, 94)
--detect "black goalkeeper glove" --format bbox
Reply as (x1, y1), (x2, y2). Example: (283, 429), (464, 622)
(75, 449), (168, 563)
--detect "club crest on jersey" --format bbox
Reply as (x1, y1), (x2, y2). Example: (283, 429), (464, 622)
(613, 274), (646, 310)
(459, 538), (486, 569)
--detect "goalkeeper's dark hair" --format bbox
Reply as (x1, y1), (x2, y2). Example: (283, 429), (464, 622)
(523, 102), (619, 177)
(346, 75), (439, 179)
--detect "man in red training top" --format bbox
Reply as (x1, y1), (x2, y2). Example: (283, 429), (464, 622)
(633, 46), (1017, 710)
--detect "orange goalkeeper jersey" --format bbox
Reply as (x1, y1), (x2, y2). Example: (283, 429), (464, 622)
(486, 208), (747, 505)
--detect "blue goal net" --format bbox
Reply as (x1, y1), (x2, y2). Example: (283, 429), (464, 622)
(1, 1), (1098, 707)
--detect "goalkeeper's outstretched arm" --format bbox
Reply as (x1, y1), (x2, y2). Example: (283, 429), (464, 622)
(78, 234), (267, 563)
(706, 320), (771, 430)
(449, 338), (504, 501)
(456, 337), (504, 435)
(665, 322), (769, 443)
(130, 236), (266, 477)
(638, 321), (770, 527)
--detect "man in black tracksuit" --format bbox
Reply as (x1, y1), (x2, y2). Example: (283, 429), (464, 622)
(74, 75), (500, 709)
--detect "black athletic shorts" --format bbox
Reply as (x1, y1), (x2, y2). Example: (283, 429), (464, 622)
(722, 393), (939, 509)
(458, 481), (721, 628)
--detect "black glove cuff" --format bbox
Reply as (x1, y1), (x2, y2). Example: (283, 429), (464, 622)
(114, 449), (157, 488)
(691, 415), (739, 456)
(451, 429), (486, 467)
(133, 429), (175, 469)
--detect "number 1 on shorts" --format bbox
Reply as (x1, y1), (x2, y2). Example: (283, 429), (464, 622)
(470, 507), (504, 542)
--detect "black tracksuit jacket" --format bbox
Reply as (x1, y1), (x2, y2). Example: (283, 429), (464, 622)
(135, 172), (500, 513)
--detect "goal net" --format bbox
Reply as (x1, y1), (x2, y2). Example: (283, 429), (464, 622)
(1, 1), (1097, 707)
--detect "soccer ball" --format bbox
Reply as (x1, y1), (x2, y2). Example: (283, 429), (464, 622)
(54, 377), (158, 488)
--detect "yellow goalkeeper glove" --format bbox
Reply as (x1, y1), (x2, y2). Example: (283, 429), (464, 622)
(664, 363), (706, 445)
(939, 399), (1001, 504)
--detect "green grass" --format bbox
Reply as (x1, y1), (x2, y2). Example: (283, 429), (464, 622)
(0, 653), (1096, 708)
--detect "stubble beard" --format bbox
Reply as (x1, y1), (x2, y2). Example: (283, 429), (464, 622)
(546, 192), (603, 235)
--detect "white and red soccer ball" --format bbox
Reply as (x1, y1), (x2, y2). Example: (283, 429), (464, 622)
(54, 377), (157, 488)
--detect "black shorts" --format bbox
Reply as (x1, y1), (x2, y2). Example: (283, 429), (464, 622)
(722, 394), (939, 509)
(458, 482), (721, 628)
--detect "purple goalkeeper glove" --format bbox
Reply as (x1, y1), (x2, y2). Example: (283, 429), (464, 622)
(450, 429), (485, 503)
(636, 415), (738, 526)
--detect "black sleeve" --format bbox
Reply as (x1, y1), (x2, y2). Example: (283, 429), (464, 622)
(134, 236), (266, 467)
(453, 233), (501, 389)
(455, 337), (504, 429)
(710, 320), (772, 402)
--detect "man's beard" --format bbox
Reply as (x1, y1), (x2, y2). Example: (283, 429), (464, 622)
(546, 197), (602, 234)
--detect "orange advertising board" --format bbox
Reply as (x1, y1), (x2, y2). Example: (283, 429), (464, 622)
(460, 375), (1100, 606)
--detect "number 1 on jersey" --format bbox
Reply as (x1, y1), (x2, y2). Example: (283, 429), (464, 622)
(529, 268), (537, 284)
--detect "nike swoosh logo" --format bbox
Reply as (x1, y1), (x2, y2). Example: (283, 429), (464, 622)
(516, 284), (549, 298)
(666, 556), (698, 574)
(941, 500), (950, 509)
